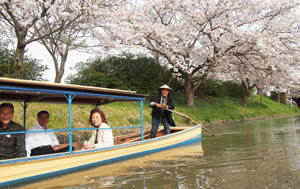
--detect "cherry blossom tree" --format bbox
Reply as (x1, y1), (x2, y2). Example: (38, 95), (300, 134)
(0, 0), (96, 78)
(36, 0), (126, 83)
(97, 0), (298, 106)
(36, 10), (92, 83)
(38, 22), (83, 83)
(211, 0), (300, 103)
(211, 41), (289, 103)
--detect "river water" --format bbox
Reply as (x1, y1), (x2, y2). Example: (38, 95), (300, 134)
(21, 116), (300, 189)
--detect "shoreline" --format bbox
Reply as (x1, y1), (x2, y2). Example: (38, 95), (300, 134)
(202, 113), (300, 136)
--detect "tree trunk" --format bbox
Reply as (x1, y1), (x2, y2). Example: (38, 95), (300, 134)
(14, 29), (27, 78)
(256, 87), (263, 95)
(54, 70), (64, 83)
(241, 90), (250, 105)
(52, 46), (69, 83)
(184, 74), (195, 106)
(14, 43), (26, 78)
(54, 60), (65, 83)
(241, 81), (251, 105)
(279, 92), (287, 104)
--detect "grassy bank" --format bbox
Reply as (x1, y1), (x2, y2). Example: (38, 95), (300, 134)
(176, 95), (300, 124)
(10, 95), (300, 135)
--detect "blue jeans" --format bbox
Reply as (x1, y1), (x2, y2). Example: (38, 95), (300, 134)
(151, 116), (171, 138)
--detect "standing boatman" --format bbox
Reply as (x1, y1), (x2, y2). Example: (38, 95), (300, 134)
(150, 84), (176, 138)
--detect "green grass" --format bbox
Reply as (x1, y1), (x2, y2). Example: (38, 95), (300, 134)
(10, 95), (300, 133)
(176, 95), (300, 123)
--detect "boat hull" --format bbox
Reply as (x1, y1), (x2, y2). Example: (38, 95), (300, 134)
(0, 125), (202, 187)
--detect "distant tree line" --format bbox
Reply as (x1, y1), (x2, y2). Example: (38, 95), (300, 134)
(69, 54), (248, 104)
(68, 54), (181, 96)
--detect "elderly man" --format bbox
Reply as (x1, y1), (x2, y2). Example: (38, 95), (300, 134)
(26, 111), (79, 156)
(150, 84), (176, 138)
(0, 103), (26, 160)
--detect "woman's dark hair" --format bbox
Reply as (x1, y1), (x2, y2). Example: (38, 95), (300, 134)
(37, 111), (50, 118)
(0, 103), (14, 113)
(89, 108), (107, 126)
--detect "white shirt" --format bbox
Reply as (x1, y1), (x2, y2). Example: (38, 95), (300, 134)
(25, 124), (59, 156)
(85, 123), (114, 149)
(150, 96), (168, 106)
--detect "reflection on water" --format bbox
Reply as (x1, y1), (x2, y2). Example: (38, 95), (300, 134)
(21, 116), (300, 189)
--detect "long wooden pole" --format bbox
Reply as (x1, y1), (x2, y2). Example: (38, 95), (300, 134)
(164, 109), (197, 124)
(166, 109), (208, 131)
(168, 110), (198, 125)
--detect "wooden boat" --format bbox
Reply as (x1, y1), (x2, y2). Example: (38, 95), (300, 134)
(0, 78), (202, 187)
(22, 140), (204, 189)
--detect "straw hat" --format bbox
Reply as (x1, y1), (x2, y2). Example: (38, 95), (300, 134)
(159, 84), (172, 90)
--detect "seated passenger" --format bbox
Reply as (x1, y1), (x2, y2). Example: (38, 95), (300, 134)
(26, 111), (79, 156)
(83, 108), (114, 150)
(0, 103), (26, 160)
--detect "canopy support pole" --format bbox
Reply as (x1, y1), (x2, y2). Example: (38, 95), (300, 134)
(66, 94), (75, 153)
(22, 101), (28, 129)
(139, 100), (144, 141)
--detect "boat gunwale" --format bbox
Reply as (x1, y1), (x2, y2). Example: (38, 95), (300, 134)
(0, 125), (202, 166)
(0, 130), (202, 187)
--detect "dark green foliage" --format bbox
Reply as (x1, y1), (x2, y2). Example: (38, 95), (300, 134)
(0, 47), (48, 80)
(0, 48), (12, 75)
(197, 79), (244, 98)
(68, 54), (179, 95)
(68, 54), (248, 103)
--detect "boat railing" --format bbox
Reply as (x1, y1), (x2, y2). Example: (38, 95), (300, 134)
(0, 126), (143, 135)
(0, 125), (145, 165)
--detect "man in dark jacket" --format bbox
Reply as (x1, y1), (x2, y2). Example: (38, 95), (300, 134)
(150, 84), (176, 138)
(0, 103), (26, 160)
